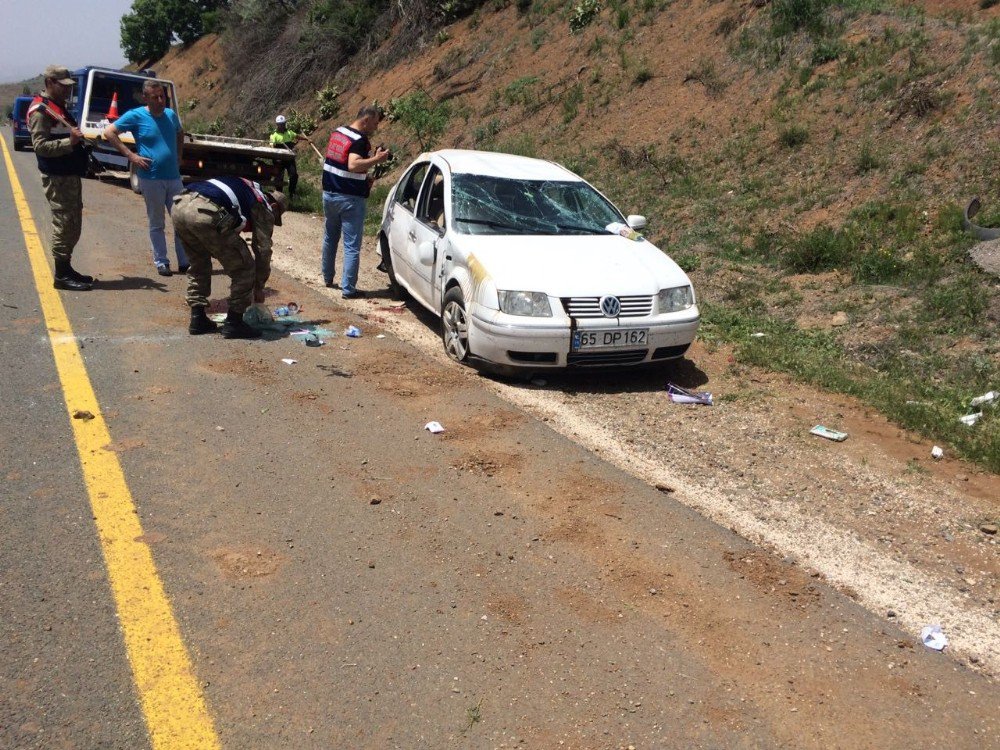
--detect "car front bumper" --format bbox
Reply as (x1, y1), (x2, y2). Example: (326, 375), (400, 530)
(469, 306), (700, 368)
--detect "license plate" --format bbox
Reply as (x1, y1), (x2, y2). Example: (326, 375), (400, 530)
(572, 328), (648, 350)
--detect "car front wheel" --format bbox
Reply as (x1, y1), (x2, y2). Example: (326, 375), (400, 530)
(441, 287), (470, 363)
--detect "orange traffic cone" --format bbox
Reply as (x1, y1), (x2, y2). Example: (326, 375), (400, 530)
(107, 92), (119, 121)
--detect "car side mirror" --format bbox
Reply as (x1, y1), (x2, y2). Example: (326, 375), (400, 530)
(418, 241), (436, 266)
(627, 215), (647, 230)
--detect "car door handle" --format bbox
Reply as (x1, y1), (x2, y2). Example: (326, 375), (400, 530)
(407, 231), (416, 242)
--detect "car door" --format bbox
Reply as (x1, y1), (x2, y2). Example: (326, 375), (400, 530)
(405, 165), (448, 310)
(387, 161), (429, 289)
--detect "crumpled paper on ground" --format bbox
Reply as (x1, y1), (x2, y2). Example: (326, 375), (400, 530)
(920, 624), (948, 651)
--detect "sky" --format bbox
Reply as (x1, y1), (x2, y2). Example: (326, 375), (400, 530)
(0, 0), (134, 83)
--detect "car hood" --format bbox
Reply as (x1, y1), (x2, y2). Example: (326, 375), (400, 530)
(456, 234), (692, 296)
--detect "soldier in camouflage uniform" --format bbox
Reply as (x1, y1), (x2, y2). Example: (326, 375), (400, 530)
(28, 65), (92, 291)
(171, 176), (286, 339)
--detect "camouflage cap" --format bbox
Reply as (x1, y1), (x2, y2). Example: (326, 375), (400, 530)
(43, 65), (74, 85)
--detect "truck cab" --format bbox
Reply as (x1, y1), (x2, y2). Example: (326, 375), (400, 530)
(72, 67), (177, 177)
(70, 67), (293, 192)
(12, 95), (33, 151)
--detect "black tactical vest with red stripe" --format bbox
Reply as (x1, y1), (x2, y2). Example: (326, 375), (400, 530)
(28, 96), (88, 177)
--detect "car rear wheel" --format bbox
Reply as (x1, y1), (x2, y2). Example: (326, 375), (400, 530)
(441, 287), (470, 363)
(129, 162), (142, 194)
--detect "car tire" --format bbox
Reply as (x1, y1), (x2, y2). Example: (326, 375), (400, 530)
(129, 162), (142, 194)
(441, 286), (470, 364)
(379, 234), (405, 300)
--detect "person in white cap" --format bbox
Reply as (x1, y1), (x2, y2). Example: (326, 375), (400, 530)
(269, 115), (306, 198)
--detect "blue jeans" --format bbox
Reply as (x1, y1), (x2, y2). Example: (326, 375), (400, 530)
(321, 191), (366, 295)
(139, 177), (188, 268)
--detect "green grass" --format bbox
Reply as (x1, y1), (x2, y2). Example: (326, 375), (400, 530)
(854, 140), (881, 174)
(364, 183), (392, 235)
(562, 83), (585, 123)
(592, 100), (997, 471)
(699, 303), (1000, 472)
(778, 124), (809, 148)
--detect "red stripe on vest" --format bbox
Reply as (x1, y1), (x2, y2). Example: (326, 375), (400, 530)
(325, 131), (353, 162)
(28, 95), (70, 121)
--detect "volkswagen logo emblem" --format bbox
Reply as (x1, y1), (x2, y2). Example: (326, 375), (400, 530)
(600, 296), (621, 318)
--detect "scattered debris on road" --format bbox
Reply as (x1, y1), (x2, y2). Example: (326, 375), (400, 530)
(970, 390), (997, 408)
(281, 358), (297, 365)
(921, 624), (948, 651)
(72, 409), (95, 421)
(667, 383), (713, 405)
(810, 425), (849, 442)
(345, 325), (362, 338)
(424, 421), (445, 433)
(931, 445), (944, 459)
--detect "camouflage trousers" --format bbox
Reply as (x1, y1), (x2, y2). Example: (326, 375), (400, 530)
(40, 174), (82, 263)
(172, 193), (256, 314)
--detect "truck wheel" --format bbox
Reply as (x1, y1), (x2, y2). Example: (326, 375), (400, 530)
(129, 162), (142, 194)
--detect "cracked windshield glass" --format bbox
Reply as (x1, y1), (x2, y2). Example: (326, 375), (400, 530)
(451, 175), (624, 236)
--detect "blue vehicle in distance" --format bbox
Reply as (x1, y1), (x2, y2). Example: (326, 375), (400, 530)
(12, 95), (33, 151)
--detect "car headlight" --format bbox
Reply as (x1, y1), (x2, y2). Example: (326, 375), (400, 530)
(498, 291), (552, 317)
(657, 285), (694, 313)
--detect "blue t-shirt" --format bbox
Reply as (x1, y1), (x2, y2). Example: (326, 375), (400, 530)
(114, 106), (182, 180)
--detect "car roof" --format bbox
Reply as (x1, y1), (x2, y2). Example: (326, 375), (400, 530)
(431, 149), (582, 181)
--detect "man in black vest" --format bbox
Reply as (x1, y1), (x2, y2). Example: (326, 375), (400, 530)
(28, 65), (92, 291)
(320, 105), (389, 299)
(171, 176), (286, 339)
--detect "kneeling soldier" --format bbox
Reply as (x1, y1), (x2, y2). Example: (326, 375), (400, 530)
(171, 177), (287, 339)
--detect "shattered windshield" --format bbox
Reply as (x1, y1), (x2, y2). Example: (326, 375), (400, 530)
(451, 174), (624, 235)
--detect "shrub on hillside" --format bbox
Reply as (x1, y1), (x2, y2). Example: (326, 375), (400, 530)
(778, 124), (809, 148)
(770, 0), (832, 37)
(387, 90), (451, 150)
(782, 225), (853, 273)
(569, 0), (601, 33)
(317, 85), (340, 119)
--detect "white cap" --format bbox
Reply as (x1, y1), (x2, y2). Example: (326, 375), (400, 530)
(275, 115), (286, 124)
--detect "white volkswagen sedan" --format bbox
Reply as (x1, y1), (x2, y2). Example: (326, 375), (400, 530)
(378, 149), (699, 370)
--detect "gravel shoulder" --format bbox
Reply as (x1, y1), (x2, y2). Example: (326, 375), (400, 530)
(272, 210), (999, 678)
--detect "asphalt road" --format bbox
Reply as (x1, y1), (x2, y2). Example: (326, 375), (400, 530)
(1, 131), (997, 749)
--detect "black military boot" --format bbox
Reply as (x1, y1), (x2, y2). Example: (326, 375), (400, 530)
(221, 310), (262, 340)
(53, 260), (92, 291)
(66, 263), (94, 285)
(188, 306), (219, 335)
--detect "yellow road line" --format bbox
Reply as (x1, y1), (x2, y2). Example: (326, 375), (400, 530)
(0, 139), (220, 749)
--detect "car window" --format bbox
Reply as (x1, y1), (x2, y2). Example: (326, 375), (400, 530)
(417, 166), (446, 230)
(396, 162), (429, 212)
(451, 175), (624, 236)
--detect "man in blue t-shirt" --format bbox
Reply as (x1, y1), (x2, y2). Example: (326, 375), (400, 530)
(104, 80), (188, 276)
